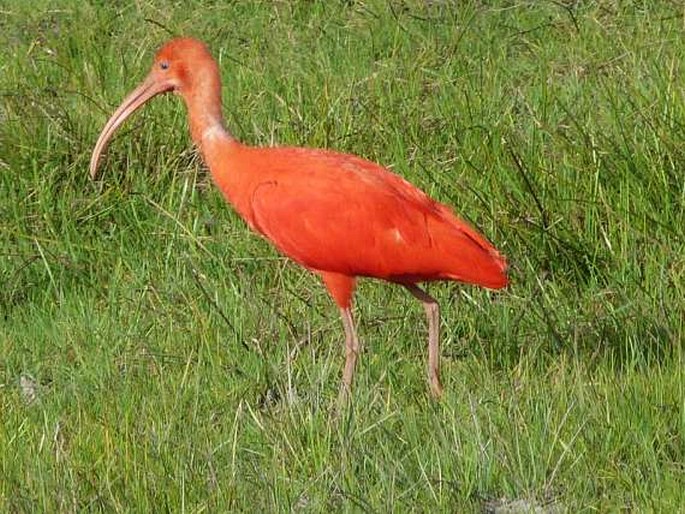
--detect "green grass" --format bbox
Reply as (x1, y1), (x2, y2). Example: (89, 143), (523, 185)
(1, 0), (684, 511)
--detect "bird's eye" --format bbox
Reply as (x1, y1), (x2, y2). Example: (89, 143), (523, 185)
(160, 61), (169, 70)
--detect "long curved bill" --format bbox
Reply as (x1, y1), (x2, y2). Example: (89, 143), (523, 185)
(89, 75), (173, 179)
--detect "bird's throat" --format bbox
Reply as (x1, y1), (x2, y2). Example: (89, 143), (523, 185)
(199, 121), (228, 144)
(184, 74), (232, 151)
(189, 110), (229, 149)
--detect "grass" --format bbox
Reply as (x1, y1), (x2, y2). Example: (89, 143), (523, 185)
(1, 0), (684, 511)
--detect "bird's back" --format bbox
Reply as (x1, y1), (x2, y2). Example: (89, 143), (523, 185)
(213, 144), (508, 289)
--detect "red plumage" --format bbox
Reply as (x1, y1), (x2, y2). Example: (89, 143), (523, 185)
(89, 38), (508, 398)
(213, 145), (507, 304)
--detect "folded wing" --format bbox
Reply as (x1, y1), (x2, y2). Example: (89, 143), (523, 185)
(247, 148), (507, 289)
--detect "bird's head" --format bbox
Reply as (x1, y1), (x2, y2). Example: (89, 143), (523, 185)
(89, 37), (220, 179)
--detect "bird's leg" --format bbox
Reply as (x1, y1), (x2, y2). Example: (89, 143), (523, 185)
(319, 272), (359, 402)
(404, 284), (443, 398)
(339, 307), (360, 402)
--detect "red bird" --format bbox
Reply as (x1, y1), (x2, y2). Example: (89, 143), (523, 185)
(90, 38), (507, 398)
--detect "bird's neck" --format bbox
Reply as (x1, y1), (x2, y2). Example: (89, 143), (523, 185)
(184, 74), (234, 153)
(184, 84), (244, 194)
(181, 72), (250, 217)
(188, 106), (231, 153)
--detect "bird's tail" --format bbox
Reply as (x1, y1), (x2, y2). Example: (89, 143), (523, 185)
(434, 206), (509, 289)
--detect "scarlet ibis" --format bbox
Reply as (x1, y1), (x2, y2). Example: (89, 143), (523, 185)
(90, 38), (507, 398)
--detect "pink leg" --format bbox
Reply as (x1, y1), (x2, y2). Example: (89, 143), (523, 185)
(404, 284), (443, 398)
(318, 272), (360, 401)
(338, 307), (360, 401)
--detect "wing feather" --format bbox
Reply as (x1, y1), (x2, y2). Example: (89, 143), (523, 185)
(246, 148), (507, 288)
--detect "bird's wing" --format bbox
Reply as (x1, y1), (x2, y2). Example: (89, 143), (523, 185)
(248, 148), (507, 287)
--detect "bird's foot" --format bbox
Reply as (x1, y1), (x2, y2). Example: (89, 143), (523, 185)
(429, 376), (444, 399)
